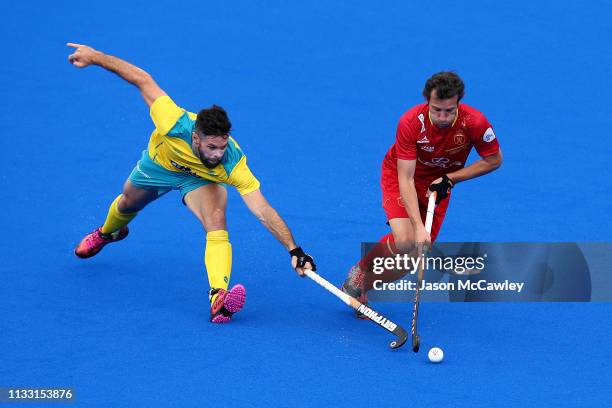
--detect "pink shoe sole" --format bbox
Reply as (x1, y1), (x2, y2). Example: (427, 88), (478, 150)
(211, 284), (246, 323)
(211, 315), (232, 323)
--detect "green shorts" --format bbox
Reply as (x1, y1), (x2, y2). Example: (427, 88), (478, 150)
(128, 150), (214, 199)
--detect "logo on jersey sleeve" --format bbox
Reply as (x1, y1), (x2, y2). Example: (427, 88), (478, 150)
(483, 127), (496, 142)
(418, 113), (426, 133)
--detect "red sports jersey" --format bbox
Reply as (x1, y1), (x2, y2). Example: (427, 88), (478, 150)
(382, 103), (500, 188)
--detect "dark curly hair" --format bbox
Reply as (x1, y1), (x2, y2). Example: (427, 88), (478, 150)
(195, 105), (232, 137)
(422, 71), (465, 101)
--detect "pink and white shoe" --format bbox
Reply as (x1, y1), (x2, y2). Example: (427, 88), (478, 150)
(75, 227), (129, 259)
(209, 284), (246, 323)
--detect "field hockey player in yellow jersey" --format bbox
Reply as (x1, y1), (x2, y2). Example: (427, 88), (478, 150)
(67, 43), (316, 323)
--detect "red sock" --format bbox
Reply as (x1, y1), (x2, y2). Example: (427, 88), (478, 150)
(358, 233), (396, 271)
(351, 233), (399, 291)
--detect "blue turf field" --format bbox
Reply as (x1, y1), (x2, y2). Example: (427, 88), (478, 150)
(1, 1), (611, 406)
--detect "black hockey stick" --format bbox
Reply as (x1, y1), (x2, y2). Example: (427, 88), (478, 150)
(304, 269), (408, 349)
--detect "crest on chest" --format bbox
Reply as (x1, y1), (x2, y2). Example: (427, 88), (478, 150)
(453, 131), (466, 145)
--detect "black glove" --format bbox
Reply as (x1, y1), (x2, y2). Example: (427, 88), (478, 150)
(428, 174), (454, 204)
(289, 247), (316, 272)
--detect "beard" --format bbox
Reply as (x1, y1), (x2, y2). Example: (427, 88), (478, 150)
(195, 147), (221, 168)
(202, 158), (220, 169)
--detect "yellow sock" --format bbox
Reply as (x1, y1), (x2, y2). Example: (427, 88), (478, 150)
(205, 230), (232, 303)
(100, 195), (138, 235)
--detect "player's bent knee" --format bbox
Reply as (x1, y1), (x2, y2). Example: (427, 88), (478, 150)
(202, 208), (227, 232)
(118, 194), (146, 213)
(117, 195), (133, 213)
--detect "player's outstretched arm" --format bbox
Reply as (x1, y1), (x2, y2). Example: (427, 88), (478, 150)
(66, 43), (166, 107)
(241, 189), (316, 276)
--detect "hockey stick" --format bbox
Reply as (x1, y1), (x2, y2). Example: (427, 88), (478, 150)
(411, 192), (436, 353)
(304, 269), (408, 349)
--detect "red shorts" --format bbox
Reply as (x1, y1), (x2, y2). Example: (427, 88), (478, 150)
(380, 169), (449, 242)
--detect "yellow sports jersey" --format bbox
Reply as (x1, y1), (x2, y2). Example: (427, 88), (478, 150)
(146, 95), (260, 195)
